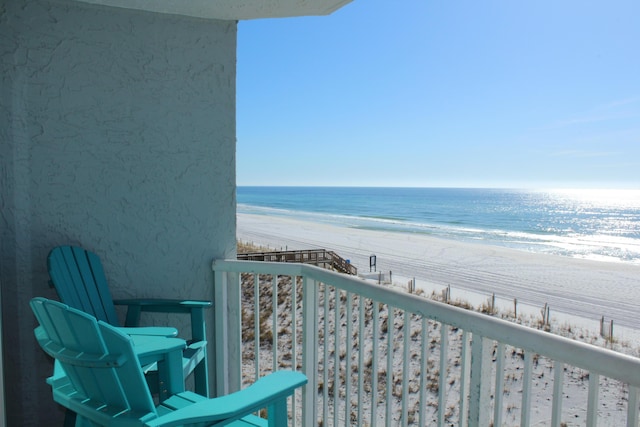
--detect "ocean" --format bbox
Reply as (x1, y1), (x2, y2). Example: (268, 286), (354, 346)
(237, 187), (640, 265)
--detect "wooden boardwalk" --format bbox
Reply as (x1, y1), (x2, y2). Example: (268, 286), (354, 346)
(237, 249), (357, 275)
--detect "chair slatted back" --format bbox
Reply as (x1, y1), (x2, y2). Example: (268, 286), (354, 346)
(48, 246), (120, 326)
(30, 298), (157, 421)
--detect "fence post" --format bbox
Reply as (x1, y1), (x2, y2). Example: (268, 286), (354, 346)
(541, 303), (550, 327)
(610, 319), (614, 344)
(546, 305), (550, 327)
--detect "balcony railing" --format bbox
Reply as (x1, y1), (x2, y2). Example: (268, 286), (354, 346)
(212, 259), (640, 426)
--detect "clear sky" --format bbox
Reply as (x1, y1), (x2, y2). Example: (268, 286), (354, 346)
(236, 0), (640, 189)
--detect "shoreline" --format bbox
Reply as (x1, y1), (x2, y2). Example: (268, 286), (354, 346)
(237, 212), (640, 340)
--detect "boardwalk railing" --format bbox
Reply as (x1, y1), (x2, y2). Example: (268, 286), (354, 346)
(238, 249), (357, 275)
(212, 259), (640, 427)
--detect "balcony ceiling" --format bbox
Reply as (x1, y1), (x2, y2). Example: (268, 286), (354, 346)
(74, 0), (353, 20)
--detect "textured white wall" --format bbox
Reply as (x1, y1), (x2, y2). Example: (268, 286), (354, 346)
(0, 1), (237, 424)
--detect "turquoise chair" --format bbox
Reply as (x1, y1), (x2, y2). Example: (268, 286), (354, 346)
(31, 297), (307, 427)
(47, 245), (211, 397)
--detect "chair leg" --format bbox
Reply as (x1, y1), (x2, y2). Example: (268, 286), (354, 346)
(157, 347), (185, 401)
(267, 398), (288, 427)
(194, 353), (209, 397)
(190, 307), (209, 397)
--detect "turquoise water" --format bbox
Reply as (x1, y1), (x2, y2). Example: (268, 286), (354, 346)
(237, 187), (640, 264)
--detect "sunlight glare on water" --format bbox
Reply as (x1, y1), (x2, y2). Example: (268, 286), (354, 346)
(539, 189), (640, 262)
(547, 188), (640, 210)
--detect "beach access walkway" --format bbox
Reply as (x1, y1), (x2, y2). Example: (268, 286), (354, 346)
(237, 248), (357, 275)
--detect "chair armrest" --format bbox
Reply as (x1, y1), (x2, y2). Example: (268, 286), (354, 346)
(115, 326), (178, 337)
(114, 299), (212, 312)
(146, 371), (308, 427)
(114, 299), (212, 334)
(129, 335), (186, 366)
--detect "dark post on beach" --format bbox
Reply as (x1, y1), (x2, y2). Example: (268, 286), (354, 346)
(370, 254), (377, 272)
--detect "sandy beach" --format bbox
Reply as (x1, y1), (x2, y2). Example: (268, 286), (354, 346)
(237, 212), (640, 425)
(238, 212), (640, 337)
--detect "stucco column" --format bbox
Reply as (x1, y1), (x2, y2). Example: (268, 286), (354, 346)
(1, 1), (237, 423)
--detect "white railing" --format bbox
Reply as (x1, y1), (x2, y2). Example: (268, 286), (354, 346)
(212, 259), (640, 427)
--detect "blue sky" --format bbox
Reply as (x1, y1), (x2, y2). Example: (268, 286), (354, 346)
(237, 0), (640, 189)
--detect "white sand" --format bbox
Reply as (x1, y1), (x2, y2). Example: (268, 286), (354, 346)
(238, 212), (640, 340)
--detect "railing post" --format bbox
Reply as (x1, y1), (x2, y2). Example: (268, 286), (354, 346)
(493, 343), (505, 427)
(468, 335), (492, 427)
(439, 324), (449, 426)
(628, 386), (639, 427)
(302, 276), (318, 426)
(213, 268), (242, 396)
(459, 331), (471, 427)
(228, 271), (242, 393)
(213, 268), (229, 396)
(521, 351), (533, 426)
(587, 373), (600, 427)
(551, 361), (564, 427)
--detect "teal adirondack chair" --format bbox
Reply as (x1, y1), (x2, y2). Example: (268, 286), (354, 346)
(47, 245), (211, 397)
(31, 297), (307, 427)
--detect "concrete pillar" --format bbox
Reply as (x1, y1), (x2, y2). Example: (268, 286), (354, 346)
(1, 1), (237, 423)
